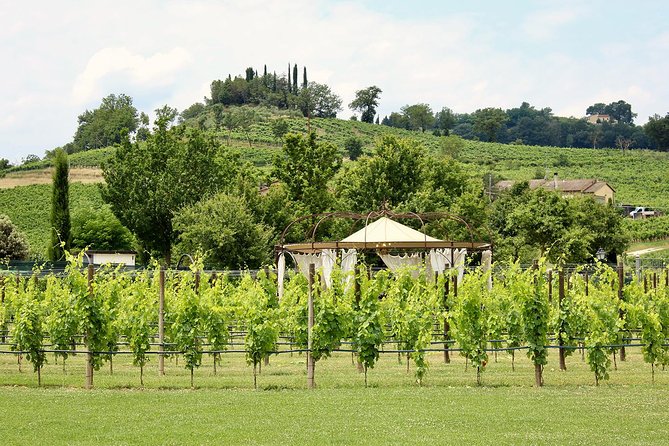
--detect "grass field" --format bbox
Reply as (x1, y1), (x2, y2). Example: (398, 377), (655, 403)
(1, 348), (668, 445)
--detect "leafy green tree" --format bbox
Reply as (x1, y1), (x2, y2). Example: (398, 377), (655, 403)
(48, 148), (71, 261)
(302, 66), (308, 88)
(343, 136), (364, 160)
(292, 64), (298, 94)
(298, 82), (343, 118)
(349, 86), (382, 123)
(401, 103), (435, 132)
(0, 215), (29, 260)
(645, 113), (669, 150)
(435, 107), (456, 135)
(0, 158), (9, 170)
(72, 94), (139, 152)
(174, 192), (271, 269)
(472, 107), (508, 142)
(71, 207), (134, 251)
(273, 132), (341, 214)
(101, 109), (241, 265)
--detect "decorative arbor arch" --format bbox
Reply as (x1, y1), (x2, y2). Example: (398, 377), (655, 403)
(275, 209), (492, 295)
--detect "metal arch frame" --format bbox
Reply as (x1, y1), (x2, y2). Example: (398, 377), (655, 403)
(276, 209), (493, 256)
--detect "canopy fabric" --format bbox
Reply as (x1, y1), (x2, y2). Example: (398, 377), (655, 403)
(342, 217), (440, 244)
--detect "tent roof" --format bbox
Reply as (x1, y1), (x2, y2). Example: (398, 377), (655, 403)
(341, 217), (441, 243)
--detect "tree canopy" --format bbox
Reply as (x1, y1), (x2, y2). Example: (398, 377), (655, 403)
(349, 86), (382, 123)
(101, 109), (244, 264)
(70, 94), (139, 153)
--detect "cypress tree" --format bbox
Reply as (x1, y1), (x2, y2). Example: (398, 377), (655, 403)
(292, 64), (298, 93)
(288, 64), (292, 94)
(272, 72), (277, 92)
(303, 66), (308, 88)
(48, 148), (71, 261)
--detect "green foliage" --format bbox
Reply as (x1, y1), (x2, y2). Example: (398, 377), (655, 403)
(71, 206), (134, 251)
(0, 215), (29, 260)
(352, 268), (385, 386)
(117, 269), (154, 384)
(11, 276), (47, 384)
(48, 148), (70, 261)
(298, 82), (342, 118)
(349, 86), (382, 123)
(453, 270), (489, 384)
(174, 192), (271, 269)
(472, 108), (508, 142)
(170, 272), (204, 386)
(273, 132), (341, 214)
(343, 136), (364, 161)
(645, 113), (669, 150)
(71, 94), (138, 153)
(101, 117), (244, 264)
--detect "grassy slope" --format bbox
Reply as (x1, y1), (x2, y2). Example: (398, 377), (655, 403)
(3, 114), (668, 257)
(0, 350), (668, 445)
(0, 183), (104, 258)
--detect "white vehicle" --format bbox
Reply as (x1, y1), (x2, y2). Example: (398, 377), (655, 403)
(629, 207), (657, 219)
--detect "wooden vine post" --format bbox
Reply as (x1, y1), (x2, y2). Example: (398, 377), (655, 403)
(86, 264), (95, 389)
(0, 277), (5, 344)
(443, 274), (450, 364)
(307, 263), (315, 389)
(558, 269), (566, 371)
(617, 259), (626, 362)
(158, 267), (165, 376)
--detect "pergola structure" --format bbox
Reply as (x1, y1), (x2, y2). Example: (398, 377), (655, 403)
(275, 209), (492, 273)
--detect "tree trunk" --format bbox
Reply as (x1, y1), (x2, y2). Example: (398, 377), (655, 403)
(534, 363), (543, 387)
(190, 368), (194, 389)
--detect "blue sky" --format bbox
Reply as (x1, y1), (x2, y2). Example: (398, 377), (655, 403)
(1, 0), (668, 163)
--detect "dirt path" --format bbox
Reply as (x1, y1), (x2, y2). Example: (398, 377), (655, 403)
(626, 246), (669, 257)
(0, 168), (104, 188)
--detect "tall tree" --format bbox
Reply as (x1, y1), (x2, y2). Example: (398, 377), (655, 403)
(302, 66), (308, 89)
(292, 64), (298, 94)
(435, 107), (456, 135)
(287, 64), (292, 94)
(48, 148), (71, 261)
(72, 94), (139, 152)
(349, 86), (382, 123)
(101, 108), (242, 264)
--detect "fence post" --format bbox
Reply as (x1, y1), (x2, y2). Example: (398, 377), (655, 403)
(0, 277), (5, 344)
(86, 264), (95, 389)
(558, 269), (566, 371)
(618, 259), (626, 362)
(635, 255), (641, 281)
(547, 270), (553, 302)
(307, 263), (315, 389)
(158, 267), (165, 376)
(443, 274), (450, 364)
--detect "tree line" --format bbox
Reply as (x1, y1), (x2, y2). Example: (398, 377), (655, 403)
(381, 100), (668, 151)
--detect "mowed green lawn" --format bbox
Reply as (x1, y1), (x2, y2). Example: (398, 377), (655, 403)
(1, 348), (669, 445)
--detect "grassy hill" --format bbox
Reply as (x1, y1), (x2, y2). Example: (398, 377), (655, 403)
(2, 112), (668, 258)
(0, 183), (104, 259)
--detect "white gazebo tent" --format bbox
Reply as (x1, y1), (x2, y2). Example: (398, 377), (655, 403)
(275, 211), (493, 297)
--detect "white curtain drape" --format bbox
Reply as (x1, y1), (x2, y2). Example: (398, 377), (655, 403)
(321, 249), (336, 289)
(482, 249), (492, 290)
(426, 249), (449, 280)
(294, 253), (322, 276)
(277, 252), (286, 299)
(341, 249), (357, 291)
(454, 248), (467, 285)
(379, 253), (422, 278)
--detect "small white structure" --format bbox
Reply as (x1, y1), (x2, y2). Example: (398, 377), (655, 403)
(85, 250), (136, 266)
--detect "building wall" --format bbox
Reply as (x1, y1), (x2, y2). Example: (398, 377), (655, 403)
(90, 253), (136, 266)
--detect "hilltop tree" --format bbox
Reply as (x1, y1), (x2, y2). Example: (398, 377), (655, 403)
(298, 82), (343, 118)
(472, 107), (508, 142)
(302, 66), (308, 89)
(0, 215), (29, 260)
(401, 103), (435, 132)
(586, 100), (636, 124)
(71, 94), (138, 152)
(349, 86), (382, 123)
(435, 107), (456, 136)
(48, 148), (71, 261)
(101, 107), (242, 265)
(292, 64), (298, 94)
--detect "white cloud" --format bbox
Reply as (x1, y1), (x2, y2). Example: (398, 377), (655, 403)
(72, 47), (193, 105)
(523, 8), (582, 40)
